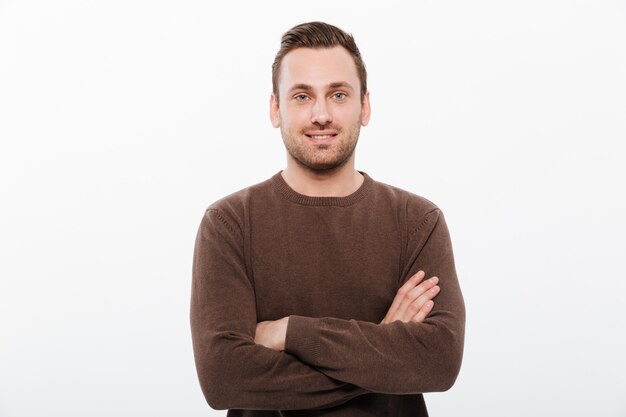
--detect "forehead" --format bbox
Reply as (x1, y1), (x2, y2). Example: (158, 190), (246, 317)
(278, 46), (359, 91)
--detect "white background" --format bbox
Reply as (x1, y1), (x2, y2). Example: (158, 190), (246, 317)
(1, 1), (625, 416)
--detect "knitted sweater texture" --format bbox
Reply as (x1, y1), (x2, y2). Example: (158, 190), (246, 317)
(190, 170), (466, 416)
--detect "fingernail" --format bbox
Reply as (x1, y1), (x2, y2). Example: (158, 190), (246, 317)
(430, 276), (438, 283)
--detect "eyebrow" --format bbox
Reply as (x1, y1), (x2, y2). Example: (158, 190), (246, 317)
(288, 82), (355, 94)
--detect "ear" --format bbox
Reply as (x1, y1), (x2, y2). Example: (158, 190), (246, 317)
(360, 90), (371, 127)
(270, 93), (281, 128)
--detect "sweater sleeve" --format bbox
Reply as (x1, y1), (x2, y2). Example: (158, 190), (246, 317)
(283, 208), (466, 394)
(190, 208), (370, 411)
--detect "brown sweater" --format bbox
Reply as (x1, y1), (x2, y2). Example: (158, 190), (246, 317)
(190, 170), (465, 416)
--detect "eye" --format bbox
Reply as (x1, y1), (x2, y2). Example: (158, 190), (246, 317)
(333, 92), (347, 100)
(294, 94), (309, 102)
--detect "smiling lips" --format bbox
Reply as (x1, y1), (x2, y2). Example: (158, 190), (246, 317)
(305, 131), (338, 141)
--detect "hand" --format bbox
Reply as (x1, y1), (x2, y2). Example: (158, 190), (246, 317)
(255, 316), (289, 351)
(380, 270), (440, 325)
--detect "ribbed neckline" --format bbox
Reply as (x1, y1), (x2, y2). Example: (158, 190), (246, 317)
(271, 170), (373, 207)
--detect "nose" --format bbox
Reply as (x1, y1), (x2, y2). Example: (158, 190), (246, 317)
(311, 99), (332, 126)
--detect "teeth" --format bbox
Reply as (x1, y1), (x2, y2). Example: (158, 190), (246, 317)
(311, 135), (332, 139)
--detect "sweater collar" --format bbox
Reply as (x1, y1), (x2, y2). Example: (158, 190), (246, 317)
(271, 170), (373, 207)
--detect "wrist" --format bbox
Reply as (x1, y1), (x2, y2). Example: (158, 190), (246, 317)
(279, 316), (290, 351)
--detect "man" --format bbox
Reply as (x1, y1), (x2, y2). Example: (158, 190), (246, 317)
(190, 21), (465, 416)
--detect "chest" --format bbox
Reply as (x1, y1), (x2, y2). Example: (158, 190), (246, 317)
(249, 206), (402, 322)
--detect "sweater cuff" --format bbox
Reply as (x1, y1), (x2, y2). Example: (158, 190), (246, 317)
(284, 315), (323, 363)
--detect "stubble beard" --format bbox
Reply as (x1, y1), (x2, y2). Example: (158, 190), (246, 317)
(280, 120), (362, 172)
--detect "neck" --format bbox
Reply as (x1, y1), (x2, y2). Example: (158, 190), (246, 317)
(280, 159), (364, 197)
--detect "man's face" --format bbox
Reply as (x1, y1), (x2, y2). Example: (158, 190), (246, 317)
(270, 46), (371, 171)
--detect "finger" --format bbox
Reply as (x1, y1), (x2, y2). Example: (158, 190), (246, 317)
(399, 270), (426, 292)
(395, 277), (438, 321)
(398, 283), (439, 322)
(385, 271), (425, 320)
(406, 276), (438, 302)
(400, 287), (436, 323)
(412, 285), (439, 312)
(411, 300), (434, 323)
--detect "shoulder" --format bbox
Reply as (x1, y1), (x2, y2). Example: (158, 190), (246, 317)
(367, 175), (445, 243)
(369, 175), (440, 216)
(201, 175), (274, 233)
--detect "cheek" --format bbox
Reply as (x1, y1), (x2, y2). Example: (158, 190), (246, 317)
(281, 107), (309, 127)
(335, 105), (362, 123)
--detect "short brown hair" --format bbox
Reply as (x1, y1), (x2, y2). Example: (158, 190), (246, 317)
(272, 21), (368, 103)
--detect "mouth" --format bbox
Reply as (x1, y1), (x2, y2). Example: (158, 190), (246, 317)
(305, 131), (338, 142)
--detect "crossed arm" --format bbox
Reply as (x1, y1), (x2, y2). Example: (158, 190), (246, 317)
(191, 206), (465, 410)
(254, 270), (441, 351)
